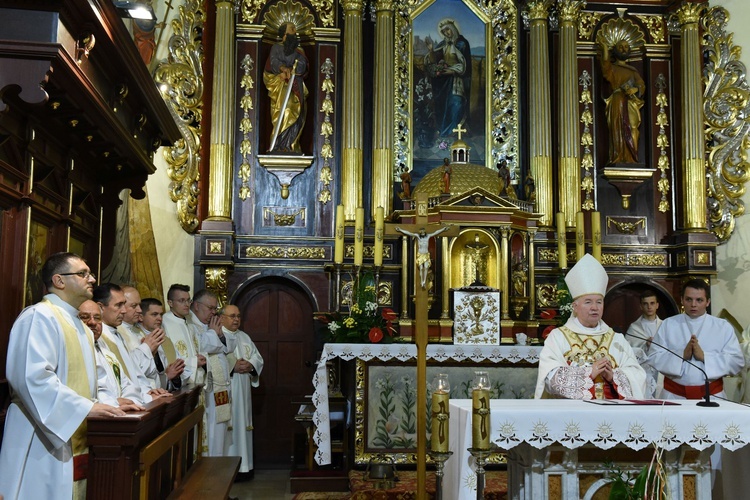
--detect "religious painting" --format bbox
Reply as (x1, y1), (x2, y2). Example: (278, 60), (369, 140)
(356, 360), (537, 464)
(394, 0), (519, 192)
(451, 289), (501, 344)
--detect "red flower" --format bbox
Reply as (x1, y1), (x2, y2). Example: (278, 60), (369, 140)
(369, 327), (384, 343)
(540, 309), (557, 320)
(542, 325), (556, 340)
(381, 308), (398, 321)
(315, 314), (331, 324)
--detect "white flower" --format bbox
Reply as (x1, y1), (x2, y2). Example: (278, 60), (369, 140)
(365, 301), (378, 313)
(328, 321), (340, 332)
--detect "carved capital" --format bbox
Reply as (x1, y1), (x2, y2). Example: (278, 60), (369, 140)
(527, 0), (552, 22)
(676, 1), (705, 26)
(205, 266), (229, 306)
(558, 0), (585, 25)
(374, 0), (394, 12)
(342, 0), (364, 13)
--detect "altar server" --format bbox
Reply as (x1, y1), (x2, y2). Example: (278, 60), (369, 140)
(535, 254), (647, 400)
(626, 289), (663, 397)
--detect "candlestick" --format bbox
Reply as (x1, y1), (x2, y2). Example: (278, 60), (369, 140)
(354, 207), (364, 267)
(334, 205), (345, 264)
(556, 212), (567, 270)
(430, 373), (450, 453)
(591, 211), (602, 262)
(575, 211), (585, 261)
(374, 206), (384, 267)
(471, 371), (490, 450)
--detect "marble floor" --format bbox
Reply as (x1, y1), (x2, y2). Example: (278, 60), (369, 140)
(229, 469), (296, 499)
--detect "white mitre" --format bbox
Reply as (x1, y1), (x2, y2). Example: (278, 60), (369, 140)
(564, 253), (608, 299)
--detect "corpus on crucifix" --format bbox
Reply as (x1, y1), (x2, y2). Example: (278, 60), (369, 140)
(395, 226), (450, 289)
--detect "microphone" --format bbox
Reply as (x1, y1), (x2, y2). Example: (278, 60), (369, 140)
(623, 330), (719, 407)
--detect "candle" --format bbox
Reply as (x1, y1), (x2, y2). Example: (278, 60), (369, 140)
(354, 207), (364, 267)
(431, 390), (450, 453)
(374, 206), (384, 267)
(556, 212), (567, 270)
(334, 205), (345, 264)
(575, 211), (585, 261)
(471, 371), (491, 450)
(591, 211), (602, 262)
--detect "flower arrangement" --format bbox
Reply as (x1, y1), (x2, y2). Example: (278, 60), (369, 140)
(317, 272), (399, 343)
(540, 272), (573, 340)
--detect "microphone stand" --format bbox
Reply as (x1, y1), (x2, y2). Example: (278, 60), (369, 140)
(624, 330), (719, 407)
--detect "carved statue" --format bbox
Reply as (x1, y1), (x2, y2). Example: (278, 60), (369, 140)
(524, 170), (536, 204)
(399, 171), (412, 199)
(497, 159), (516, 198)
(599, 38), (645, 164)
(441, 158), (452, 194)
(263, 22), (309, 153)
(395, 226), (450, 289)
(462, 233), (488, 286)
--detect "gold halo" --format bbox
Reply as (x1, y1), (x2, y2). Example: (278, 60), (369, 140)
(263, 0), (315, 41)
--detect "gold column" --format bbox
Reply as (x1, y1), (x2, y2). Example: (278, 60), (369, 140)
(401, 235), (409, 319)
(527, 1), (553, 226)
(207, 0), (236, 221)
(527, 229), (537, 320)
(500, 227), (510, 320)
(558, 1), (584, 226)
(441, 237), (450, 319)
(677, 2), (707, 230)
(342, 0), (364, 220)
(371, 0), (394, 218)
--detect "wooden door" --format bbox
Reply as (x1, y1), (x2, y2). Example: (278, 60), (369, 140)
(235, 278), (316, 468)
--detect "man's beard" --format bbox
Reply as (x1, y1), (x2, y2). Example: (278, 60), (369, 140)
(284, 35), (299, 56)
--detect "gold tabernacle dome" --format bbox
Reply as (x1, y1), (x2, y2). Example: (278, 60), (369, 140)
(412, 162), (501, 198)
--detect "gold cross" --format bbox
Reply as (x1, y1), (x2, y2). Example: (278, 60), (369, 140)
(452, 123), (466, 140)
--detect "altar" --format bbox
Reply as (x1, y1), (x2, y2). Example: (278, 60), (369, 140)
(446, 399), (750, 500)
(311, 343), (542, 465)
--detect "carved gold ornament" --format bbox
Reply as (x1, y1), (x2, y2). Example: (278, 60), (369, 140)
(245, 245), (326, 259)
(261, 0), (316, 39)
(606, 217), (645, 235)
(578, 11), (604, 41)
(205, 267), (228, 307)
(536, 283), (558, 308)
(242, 0), (334, 28)
(600, 253), (667, 267)
(238, 55), (255, 201)
(702, 6), (750, 242)
(635, 14), (666, 43)
(654, 74), (671, 212)
(579, 70), (594, 210)
(319, 58), (335, 204)
(596, 17), (646, 57)
(154, 0), (204, 233)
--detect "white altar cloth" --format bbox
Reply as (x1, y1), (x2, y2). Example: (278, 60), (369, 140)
(446, 399), (750, 500)
(311, 343), (542, 465)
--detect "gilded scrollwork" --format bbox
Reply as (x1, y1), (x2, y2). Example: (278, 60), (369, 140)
(345, 244), (392, 259)
(654, 74), (671, 212)
(238, 55), (255, 201)
(536, 283), (558, 308)
(154, 0), (205, 233)
(241, 0), (335, 28)
(578, 11), (604, 41)
(702, 6), (750, 242)
(319, 58), (335, 204)
(607, 217), (645, 235)
(205, 266), (228, 306)
(245, 245), (326, 259)
(635, 14), (666, 43)
(393, 0), (518, 178)
(600, 253), (667, 267)
(579, 70), (594, 210)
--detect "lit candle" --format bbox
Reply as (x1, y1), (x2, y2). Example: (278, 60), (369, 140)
(374, 206), (384, 267)
(334, 205), (345, 264)
(354, 207), (364, 267)
(430, 374), (450, 453)
(575, 211), (585, 261)
(471, 371), (491, 450)
(556, 212), (567, 270)
(591, 211), (602, 262)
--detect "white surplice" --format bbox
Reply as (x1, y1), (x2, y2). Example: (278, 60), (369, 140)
(163, 311), (204, 386)
(0, 294), (96, 499)
(101, 324), (153, 403)
(119, 322), (161, 389)
(226, 327), (264, 472)
(535, 317), (647, 400)
(94, 340), (145, 406)
(626, 315), (663, 397)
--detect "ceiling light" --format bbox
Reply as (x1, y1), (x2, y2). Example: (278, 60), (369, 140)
(114, 1), (156, 21)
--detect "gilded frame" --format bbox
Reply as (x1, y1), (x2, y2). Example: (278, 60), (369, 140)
(394, 0), (519, 179)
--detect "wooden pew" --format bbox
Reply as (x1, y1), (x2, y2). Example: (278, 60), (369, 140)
(87, 386), (239, 499)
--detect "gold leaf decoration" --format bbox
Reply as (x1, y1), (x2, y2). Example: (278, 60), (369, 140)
(579, 70), (594, 210)
(154, 0), (205, 233)
(238, 54), (255, 201)
(262, 0), (316, 39)
(319, 58), (335, 204)
(654, 74), (671, 212)
(702, 6), (750, 242)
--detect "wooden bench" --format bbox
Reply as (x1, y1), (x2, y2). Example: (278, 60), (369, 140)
(166, 456), (241, 499)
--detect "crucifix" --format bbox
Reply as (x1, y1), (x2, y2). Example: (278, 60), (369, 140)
(385, 192), (459, 498)
(453, 122), (466, 140)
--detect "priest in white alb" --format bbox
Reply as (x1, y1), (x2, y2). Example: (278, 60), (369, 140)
(535, 254), (647, 400)
(221, 304), (264, 476)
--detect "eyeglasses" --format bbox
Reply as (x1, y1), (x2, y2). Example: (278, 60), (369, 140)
(222, 314), (241, 319)
(196, 302), (218, 312)
(59, 270), (96, 280)
(171, 298), (192, 304)
(78, 313), (102, 322)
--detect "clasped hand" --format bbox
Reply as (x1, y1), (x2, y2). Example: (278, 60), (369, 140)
(590, 357), (614, 383)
